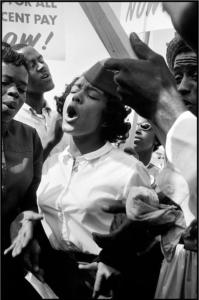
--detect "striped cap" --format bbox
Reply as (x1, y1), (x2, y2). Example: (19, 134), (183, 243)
(166, 34), (193, 71)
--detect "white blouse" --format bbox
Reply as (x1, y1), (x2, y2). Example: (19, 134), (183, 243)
(37, 142), (150, 254)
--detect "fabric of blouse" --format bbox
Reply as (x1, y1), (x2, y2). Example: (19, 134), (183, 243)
(37, 142), (151, 255)
(155, 111), (197, 299)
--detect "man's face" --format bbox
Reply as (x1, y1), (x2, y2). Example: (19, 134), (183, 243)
(174, 51), (197, 116)
(21, 46), (54, 93)
(2, 62), (28, 123)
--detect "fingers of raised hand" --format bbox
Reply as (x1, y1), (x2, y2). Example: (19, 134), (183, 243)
(22, 211), (43, 222)
(78, 261), (98, 271)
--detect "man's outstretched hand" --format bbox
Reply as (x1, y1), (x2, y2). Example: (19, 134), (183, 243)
(105, 33), (186, 139)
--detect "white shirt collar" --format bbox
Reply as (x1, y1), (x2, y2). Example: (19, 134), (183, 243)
(21, 102), (51, 115)
(59, 141), (113, 162)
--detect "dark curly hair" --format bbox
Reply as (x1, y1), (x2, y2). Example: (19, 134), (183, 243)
(2, 42), (28, 69)
(55, 77), (131, 144)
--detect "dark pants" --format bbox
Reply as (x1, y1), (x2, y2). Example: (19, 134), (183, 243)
(34, 222), (96, 299)
(2, 222), (95, 300)
(2, 253), (41, 300)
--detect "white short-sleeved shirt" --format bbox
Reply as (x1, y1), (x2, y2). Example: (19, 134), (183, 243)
(14, 103), (70, 155)
(165, 111), (197, 225)
(37, 142), (151, 255)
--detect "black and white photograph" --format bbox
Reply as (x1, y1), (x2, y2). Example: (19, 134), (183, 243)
(1, 1), (198, 299)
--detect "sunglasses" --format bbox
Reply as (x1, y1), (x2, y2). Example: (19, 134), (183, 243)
(136, 122), (152, 131)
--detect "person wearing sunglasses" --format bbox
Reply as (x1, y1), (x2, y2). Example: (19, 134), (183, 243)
(124, 116), (163, 189)
(104, 25), (197, 297)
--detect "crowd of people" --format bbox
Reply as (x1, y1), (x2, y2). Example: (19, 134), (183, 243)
(1, 2), (197, 299)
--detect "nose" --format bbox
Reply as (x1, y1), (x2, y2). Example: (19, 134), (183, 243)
(37, 61), (44, 71)
(7, 85), (19, 99)
(72, 92), (83, 104)
(177, 75), (191, 96)
(135, 124), (142, 134)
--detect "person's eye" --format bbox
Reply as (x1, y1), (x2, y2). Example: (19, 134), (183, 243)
(18, 87), (27, 94)
(29, 61), (36, 69)
(140, 123), (151, 130)
(191, 72), (198, 81)
(87, 90), (100, 100)
(39, 57), (44, 63)
(174, 74), (182, 84)
(88, 94), (99, 100)
(2, 77), (11, 85)
(2, 81), (10, 86)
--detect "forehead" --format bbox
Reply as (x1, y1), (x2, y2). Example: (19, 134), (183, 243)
(75, 76), (105, 95)
(137, 116), (148, 123)
(21, 46), (41, 61)
(2, 62), (28, 84)
(174, 52), (197, 70)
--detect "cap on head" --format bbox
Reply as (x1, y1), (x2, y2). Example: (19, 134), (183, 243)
(84, 61), (119, 98)
(166, 34), (193, 71)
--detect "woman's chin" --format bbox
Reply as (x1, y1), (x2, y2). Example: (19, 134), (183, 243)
(62, 124), (75, 134)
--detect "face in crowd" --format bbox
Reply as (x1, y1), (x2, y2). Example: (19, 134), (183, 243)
(62, 76), (107, 139)
(133, 116), (156, 153)
(20, 46), (54, 93)
(2, 62), (28, 123)
(174, 51), (197, 116)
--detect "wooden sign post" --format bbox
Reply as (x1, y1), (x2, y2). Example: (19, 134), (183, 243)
(80, 2), (138, 145)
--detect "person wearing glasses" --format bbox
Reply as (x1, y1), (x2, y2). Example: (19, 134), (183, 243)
(103, 23), (197, 298)
(128, 116), (163, 189)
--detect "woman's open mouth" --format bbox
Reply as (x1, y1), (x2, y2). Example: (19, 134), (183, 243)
(66, 105), (79, 122)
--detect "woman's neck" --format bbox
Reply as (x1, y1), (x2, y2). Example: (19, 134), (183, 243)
(137, 148), (153, 166)
(71, 135), (106, 156)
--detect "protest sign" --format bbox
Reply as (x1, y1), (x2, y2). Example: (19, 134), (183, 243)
(2, 2), (65, 60)
(120, 2), (173, 34)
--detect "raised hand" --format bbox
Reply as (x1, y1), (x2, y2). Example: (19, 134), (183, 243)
(4, 211), (43, 257)
(104, 33), (186, 141)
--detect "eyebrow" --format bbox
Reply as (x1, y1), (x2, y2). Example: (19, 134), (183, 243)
(174, 65), (197, 72)
(2, 75), (27, 86)
(74, 81), (104, 95)
(86, 85), (104, 95)
(28, 55), (43, 63)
